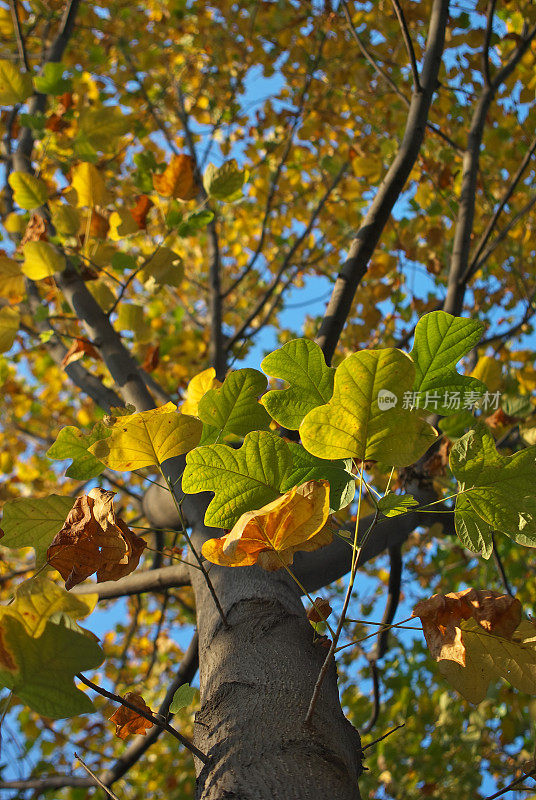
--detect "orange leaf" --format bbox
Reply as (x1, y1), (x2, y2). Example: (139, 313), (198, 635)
(109, 692), (154, 739)
(61, 339), (102, 368)
(130, 194), (154, 229)
(202, 480), (332, 570)
(413, 589), (522, 666)
(47, 488), (146, 589)
(152, 154), (198, 200)
(142, 343), (159, 373)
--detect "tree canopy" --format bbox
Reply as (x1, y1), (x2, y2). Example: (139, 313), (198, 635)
(2, 1), (536, 798)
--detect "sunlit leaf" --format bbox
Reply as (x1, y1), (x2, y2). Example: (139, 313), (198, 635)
(300, 349), (437, 465)
(181, 368), (221, 416)
(0, 256), (23, 301)
(170, 683), (196, 712)
(70, 162), (108, 207)
(182, 430), (293, 528)
(46, 423), (110, 480)
(202, 480), (331, 569)
(109, 692), (154, 738)
(377, 492), (418, 518)
(260, 339), (335, 429)
(450, 425), (536, 547)
(89, 402), (202, 470)
(8, 172), (48, 210)
(410, 311), (486, 414)
(22, 241), (65, 279)
(198, 368), (271, 444)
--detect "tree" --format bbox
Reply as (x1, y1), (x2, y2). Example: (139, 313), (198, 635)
(1, 0), (536, 798)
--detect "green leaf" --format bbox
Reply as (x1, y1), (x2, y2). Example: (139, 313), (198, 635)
(46, 423), (111, 480)
(203, 159), (247, 201)
(450, 425), (536, 547)
(0, 617), (103, 718)
(377, 492), (418, 518)
(1, 495), (74, 567)
(0, 61), (33, 105)
(280, 442), (355, 512)
(299, 348), (437, 466)
(454, 493), (494, 559)
(182, 431), (293, 528)
(0, 306), (19, 353)
(33, 62), (71, 95)
(198, 368), (271, 445)
(261, 339), (335, 429)
(77, 106), (131, 151)
(170, 683), (196, 712)
(22, 241), (65, 280)
(8, 172), (48, 210)
(438, 409), (476, 440)
(410, 311), (486, 415)
(177, 210), (214, 236)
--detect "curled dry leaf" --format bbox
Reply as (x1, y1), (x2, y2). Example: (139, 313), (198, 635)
(109, 692), (154, 739)
(47, 488), (146, 589)
(20, 214), (48, 247)
(307, 597), (333, 624)
(202, 479), (332, 570)
(413, 589), (522, 665)
(61, 338), (102, 368)
(413, 589), (536, 703)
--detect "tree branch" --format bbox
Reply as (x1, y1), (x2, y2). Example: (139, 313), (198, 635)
(390, 0), (421, 92)
(317, 0), (449, 363)
(444, 21), (536, 315)
(70, 564), (191, 599)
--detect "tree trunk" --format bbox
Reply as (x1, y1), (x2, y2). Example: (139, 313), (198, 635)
(182, 493), (363, 800)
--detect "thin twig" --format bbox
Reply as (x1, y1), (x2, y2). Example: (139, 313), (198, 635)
(74, 754), (121, 800)
(362, 722), (405, 751)
(484, 770), (536, 800)
(390, 0), (421, 92)
(76, 674), (208, 764)
(9, 0), (30, 71)
(491, 533), (514, 598)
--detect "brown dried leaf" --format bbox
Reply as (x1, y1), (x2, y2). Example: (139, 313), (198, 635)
(413, 589), (522, 665)
(47, 488), (146, 589)
(109, 692), (154, 739)
(20, 214), (48, 247)
(307, 597), (332, 624)
(142, 343), (159, 373)
(61, 339), (102, 368)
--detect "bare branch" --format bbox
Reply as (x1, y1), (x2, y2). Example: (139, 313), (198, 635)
(9, 0), (30, 71)
(390, 0), (421, 92)
(70, 564), (191, 600)
(461, 133), (536, 288)
(317, 0), (449, 363)
(483, 0), (497, 88)
(444, 21), (536, 315)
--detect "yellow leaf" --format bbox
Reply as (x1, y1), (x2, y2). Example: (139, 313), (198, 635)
(116, 302), (151, 341)
(202, 480), (332, 570)
(109, 209), (138, 240)
(152, 154), (198, 200)
(0, 60), (33, 105)
(350, 154), (383, 182)
(88, 402), (203, 471)
(70, 162), (108, 207)
(470, 355), (502, 392)
(0, 576), (97, 638)
(4, 212), (28, 234)
(88, 280), (116, 312)
(181, 368), (221, 416)
(0, 306), (19, 353)
(8, 172), (48, 210)
(22, 241), (65, 279)
(0, 257), (24, 301)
